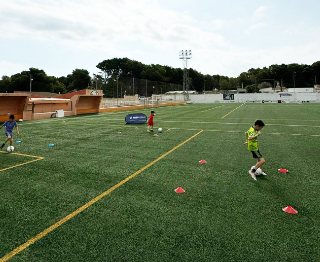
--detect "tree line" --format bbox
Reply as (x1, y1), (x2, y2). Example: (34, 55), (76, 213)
(1, 58), (319, 96)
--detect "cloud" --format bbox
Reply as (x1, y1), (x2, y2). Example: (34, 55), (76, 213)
(253, 6), (270, 20)
(0, 0), (228, 52)
(210, 19), (226, 30)
(0, 60), (29, 77)
(1, 0), (320, 79)
(244, 23), (267, 35)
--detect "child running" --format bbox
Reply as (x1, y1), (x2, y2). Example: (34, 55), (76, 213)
(245, 120), (266, 181)
(147, 111), (155, 132)
(0, 115), (19, 150)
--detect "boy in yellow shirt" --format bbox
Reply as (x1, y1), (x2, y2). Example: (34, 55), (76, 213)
(245, 120), (266, 181)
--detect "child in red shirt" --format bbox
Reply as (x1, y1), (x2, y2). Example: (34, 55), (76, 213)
(147, 111), (155, 132)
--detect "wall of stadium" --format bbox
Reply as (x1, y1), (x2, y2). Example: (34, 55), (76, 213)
(187, 93), (320, 103)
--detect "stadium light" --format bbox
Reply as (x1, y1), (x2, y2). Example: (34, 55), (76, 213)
(179, 50), (192, 60)
(179, 50), (192, 101)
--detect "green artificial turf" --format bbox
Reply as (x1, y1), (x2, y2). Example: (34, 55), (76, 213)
(0, 103), (320, 261)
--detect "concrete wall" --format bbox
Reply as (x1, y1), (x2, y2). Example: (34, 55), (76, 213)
(71, 95), (103, 115)
(24, 98), (73, 120)
(0, 94), (29, 122)
(28, 101), (72, 113)
(0, 91), (103, 122)
(56, 89), (103, 99)
(187, 93), (320, 103)
(162, 94), (185, 101)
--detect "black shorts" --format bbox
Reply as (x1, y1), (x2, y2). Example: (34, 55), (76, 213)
(251, 150), (263, 159)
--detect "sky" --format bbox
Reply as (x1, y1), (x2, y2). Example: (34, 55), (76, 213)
(1, 0), (320, 79)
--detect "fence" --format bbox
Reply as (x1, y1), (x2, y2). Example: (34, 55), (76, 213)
(100, 76), (184, 98)
(101, 94), (185, 108)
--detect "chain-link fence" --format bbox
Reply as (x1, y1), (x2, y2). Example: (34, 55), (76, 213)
(101, 94), (186, 108)
(99, 76), (185, 108)
(97, 76), (183, 97)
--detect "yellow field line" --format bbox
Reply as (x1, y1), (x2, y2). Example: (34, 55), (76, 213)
(0, 129), (204, 262)
(10, 152), (44, 158)
(0, 151), (44, 159)
(0, 151), (44, 173)
(0, 158), (44, 173)
(221, 103), (245, 119)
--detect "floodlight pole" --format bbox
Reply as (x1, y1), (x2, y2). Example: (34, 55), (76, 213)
(179, 50), (192, 101)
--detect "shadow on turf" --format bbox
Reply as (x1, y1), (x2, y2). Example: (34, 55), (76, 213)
(255, 177), (299, 207)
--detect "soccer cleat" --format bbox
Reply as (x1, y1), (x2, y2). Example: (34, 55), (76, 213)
(249, 170), (257, 181)
(150, 129), (154, 132)
(147, 130), (150, 132)
(261, 171), (267, 176)
(0, 143), (5, 149)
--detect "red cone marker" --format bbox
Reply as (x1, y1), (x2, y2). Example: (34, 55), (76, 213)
(282, 206), (298, 214)
(153, 134), (158, 137)
(199, 159), (207, 164)
(278, 168), (289, 173)
(174, 187), (185, 193)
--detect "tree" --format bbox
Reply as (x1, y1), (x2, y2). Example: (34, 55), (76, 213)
(219, 77), (231, 90)
(188, 68), (203, 92)
(47, 76), (67, 94)
(312, 61), (320, 85)
(142, 64), (166, 81)
(258, 82), (272, 90)
(66, 69), (91, 91)
(245, 84), (259, 93)
(0, 76), (11, 93)
(238, 72), (251, 88)
(96, 58), (126, 81)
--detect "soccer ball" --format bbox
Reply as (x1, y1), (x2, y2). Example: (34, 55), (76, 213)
(158, 128), (162, 133)
(251, 166), (262, 175)
(7, 146), (14, 153)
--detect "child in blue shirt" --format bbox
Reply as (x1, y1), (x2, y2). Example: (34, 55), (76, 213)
(0, 115), (20, 149)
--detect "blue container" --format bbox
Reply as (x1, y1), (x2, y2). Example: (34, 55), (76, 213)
(49, 143), (54, 147)
(125, 113), (147, 124)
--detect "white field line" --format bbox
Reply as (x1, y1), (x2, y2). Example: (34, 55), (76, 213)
(16, 107), (320, 129)
(166, 128), (320, 137)
(19, 117), (320, 129)
(201, 105), (224, 112)
(227, 118), (320, 122)
(161, 120), (320, 128)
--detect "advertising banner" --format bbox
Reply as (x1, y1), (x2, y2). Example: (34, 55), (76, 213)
(125, 113), (147, 124)
(223, 94), (234, 100)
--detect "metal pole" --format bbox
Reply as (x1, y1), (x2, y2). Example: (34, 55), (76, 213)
(117, 76), (119, 106)
(30, 74), (33, 92)
(133, 77), (135, 96)
(293, 72), (296, 93)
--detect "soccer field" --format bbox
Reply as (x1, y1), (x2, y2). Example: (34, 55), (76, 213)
(0, 103), (320, 262)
